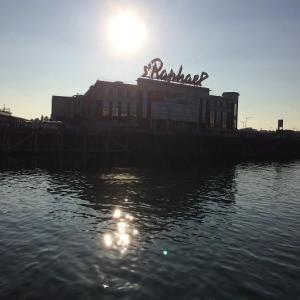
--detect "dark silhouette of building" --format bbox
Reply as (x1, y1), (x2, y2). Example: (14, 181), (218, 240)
(52, 61), (239, 132)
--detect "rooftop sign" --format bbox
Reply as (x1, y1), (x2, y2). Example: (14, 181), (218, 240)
(141, 58), (209, 86)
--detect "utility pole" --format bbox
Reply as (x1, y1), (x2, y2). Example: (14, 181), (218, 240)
(240, 121), (245, 129)
(245, 116), (253, 128)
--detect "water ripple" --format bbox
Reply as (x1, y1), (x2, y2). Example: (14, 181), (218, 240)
(0, 161), (300, 299)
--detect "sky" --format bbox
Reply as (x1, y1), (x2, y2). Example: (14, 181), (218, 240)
(0, 0), (299, 130)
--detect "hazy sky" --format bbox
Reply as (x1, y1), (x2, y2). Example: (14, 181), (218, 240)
(1, 0), (299, 129)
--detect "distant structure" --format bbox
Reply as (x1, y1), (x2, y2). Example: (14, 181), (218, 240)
(51, 58), (239, 131)
(278, 119), (283, 131)
(0, 106), (25, 127)
(0, 105), (12, 117)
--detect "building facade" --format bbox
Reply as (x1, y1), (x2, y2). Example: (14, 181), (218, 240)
(52, 59), (239, 131)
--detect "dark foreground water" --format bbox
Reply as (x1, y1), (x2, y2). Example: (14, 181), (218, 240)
(1, 159), (300, 300)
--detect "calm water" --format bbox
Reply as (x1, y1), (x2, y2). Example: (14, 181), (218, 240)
(1, 160), (300, 299)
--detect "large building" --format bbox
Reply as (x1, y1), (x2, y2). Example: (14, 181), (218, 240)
(52, 58), (239, 131)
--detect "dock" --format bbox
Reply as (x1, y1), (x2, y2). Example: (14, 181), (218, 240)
(1, 126), (300, 160)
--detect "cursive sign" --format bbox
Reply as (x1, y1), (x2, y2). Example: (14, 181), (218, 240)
(141, 58), (209, 86)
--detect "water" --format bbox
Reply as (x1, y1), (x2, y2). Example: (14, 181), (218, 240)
(1, 160), (300, 299)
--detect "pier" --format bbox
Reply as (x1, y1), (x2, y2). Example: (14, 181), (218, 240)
(1, 126), (300, 160)
(0, 127), (129, 154)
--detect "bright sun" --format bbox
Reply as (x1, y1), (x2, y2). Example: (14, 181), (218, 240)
(106, 11), (146, 55)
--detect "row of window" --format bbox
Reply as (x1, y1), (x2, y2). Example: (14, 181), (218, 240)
(209, 111), (229, 129)
(97, 100), (137, 118)
(209, 101), (236, 110)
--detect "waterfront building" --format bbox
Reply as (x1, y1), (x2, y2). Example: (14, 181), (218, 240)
(51, 59), (239, 131)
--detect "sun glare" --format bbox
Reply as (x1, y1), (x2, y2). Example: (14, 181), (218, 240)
(106, 11), (146, 55)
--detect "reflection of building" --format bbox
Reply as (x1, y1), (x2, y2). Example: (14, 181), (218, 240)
(52, 62), (239, 131)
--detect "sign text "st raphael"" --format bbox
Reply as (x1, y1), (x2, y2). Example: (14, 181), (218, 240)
(142, 58), (209, 86)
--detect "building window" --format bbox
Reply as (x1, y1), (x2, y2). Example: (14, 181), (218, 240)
(112, 101), (118, 117)
(121, 102), (127, 117)
(234, 103), (238, 117)
(216, 111), (221, 125)
(210, 111), (215, 128)
(109, 101), (113, 116)
(103, 100), (110, 116)
(233, 103), (238, 129)
(127, 102), (131, 117)
(222, 112), (227, 129)
(130, 102), (137, 117)
(97, 107), (102, 119)
(97, 101), (103, 119)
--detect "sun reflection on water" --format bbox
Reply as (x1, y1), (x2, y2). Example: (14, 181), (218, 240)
(113, 208), (122, 219)
(104, 208), (138, 254)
